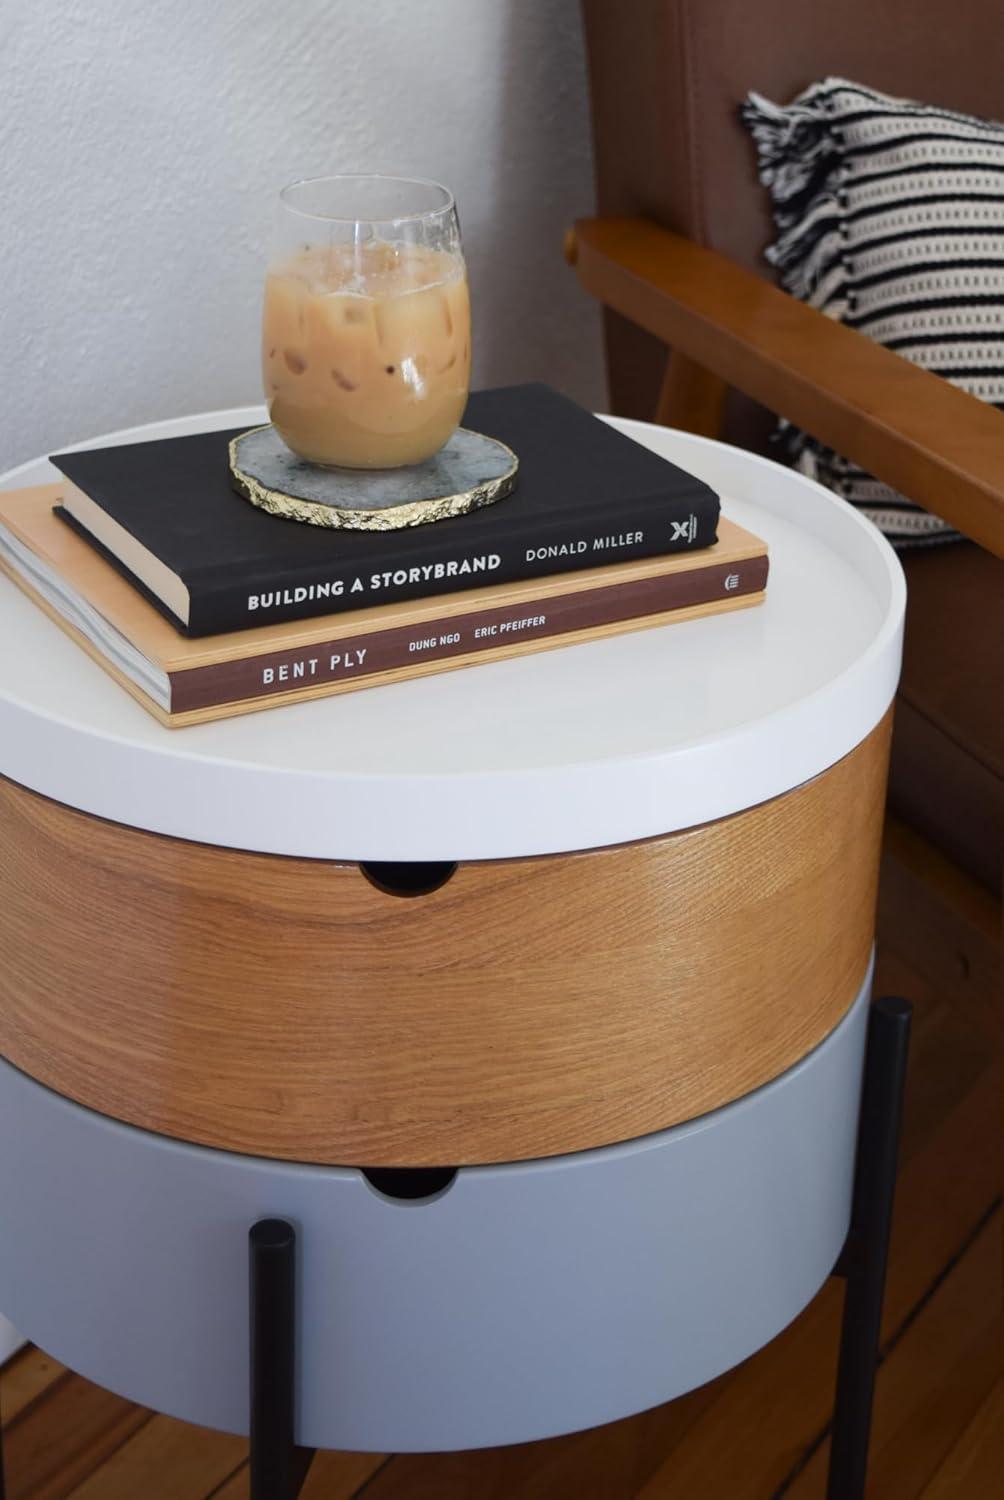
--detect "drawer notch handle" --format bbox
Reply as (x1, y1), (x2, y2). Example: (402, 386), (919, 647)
(359, 862), (458, 897)
(361, 1166), (458, 1202)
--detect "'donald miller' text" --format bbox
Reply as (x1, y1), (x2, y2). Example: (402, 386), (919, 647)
(525, 532), (642, 562)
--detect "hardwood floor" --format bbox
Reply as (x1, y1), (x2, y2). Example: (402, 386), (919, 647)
(0, 947), (999, 1499)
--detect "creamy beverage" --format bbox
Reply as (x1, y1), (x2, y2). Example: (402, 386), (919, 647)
(262, 241), (471, 469)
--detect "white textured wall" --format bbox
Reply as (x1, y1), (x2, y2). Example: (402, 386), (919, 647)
(0, 0), (604, 470)
(0, 0), (603, 1364)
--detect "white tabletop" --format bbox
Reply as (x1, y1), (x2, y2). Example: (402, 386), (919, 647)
(0, 407), (904, 860)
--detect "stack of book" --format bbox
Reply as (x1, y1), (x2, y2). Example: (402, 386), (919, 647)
(0, 384), (769, 727)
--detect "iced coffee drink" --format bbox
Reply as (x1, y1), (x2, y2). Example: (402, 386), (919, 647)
(263, 241), (470, 468)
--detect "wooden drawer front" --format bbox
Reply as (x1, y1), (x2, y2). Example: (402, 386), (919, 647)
(0, 716), (889, 1165)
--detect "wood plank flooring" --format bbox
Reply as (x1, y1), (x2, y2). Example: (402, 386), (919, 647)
(1, 945), (999, 1499)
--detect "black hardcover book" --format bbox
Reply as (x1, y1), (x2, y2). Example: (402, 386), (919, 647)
(50, 383), (720, 637)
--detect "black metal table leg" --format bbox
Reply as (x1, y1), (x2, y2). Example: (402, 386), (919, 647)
(827, 995), (912, 1499)
(249, 1219), (316, 1500)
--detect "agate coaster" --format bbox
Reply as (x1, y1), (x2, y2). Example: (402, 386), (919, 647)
(229, 425), (518, 532)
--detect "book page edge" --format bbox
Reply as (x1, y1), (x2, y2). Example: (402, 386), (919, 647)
(60, 480), (191, 627)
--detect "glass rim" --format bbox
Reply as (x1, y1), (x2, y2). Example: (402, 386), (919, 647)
(278, 173), (456, 225)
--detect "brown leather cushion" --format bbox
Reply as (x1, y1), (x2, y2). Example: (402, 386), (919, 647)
(581, 0), (1004, 886)
(584, 0), (1004, 280)
(891, 545), (1003, 892)
(582, 0), (1004, 443)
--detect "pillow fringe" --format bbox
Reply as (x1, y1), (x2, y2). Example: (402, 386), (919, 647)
(741, 91), (836, 207)
(740, 77), (974, 547)
(740, 90), (846, 304)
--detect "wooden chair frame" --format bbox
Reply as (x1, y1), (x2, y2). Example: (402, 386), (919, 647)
(566, 218), (1002, 1039)
(566, 218), (1004, 557)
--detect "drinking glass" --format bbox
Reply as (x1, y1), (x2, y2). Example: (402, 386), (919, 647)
(262, 175), (471, 469)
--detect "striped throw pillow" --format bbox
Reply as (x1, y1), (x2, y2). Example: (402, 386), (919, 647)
(742, 77), (1004, 547)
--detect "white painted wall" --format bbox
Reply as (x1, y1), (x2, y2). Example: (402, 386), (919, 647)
(0, 0), (603, 1362)
(0, 0), (604, 471)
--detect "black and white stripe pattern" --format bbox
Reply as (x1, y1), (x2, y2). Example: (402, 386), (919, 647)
(742, 78), (1004, 546)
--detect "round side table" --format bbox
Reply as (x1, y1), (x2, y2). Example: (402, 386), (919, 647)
(0, 411), (908, 1487)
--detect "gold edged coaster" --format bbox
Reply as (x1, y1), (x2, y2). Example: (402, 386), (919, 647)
(229, 425), (518, 532)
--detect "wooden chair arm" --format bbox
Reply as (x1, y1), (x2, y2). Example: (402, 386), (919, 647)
(569, 218), (1004, 557)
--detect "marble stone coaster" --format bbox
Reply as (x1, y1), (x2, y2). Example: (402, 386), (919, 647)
(229, 425), (518, 531)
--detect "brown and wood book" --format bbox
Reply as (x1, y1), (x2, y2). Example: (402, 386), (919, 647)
(0, 485), (768, 728)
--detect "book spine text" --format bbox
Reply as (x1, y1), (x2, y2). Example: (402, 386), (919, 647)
(189, 494), (719, 635)
(171, 554), (766, 712)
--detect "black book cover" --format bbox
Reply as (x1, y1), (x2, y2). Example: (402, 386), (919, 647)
(51, 383), (720, 637)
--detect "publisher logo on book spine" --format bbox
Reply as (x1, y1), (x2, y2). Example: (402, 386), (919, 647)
(670, 514), (698, 544)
